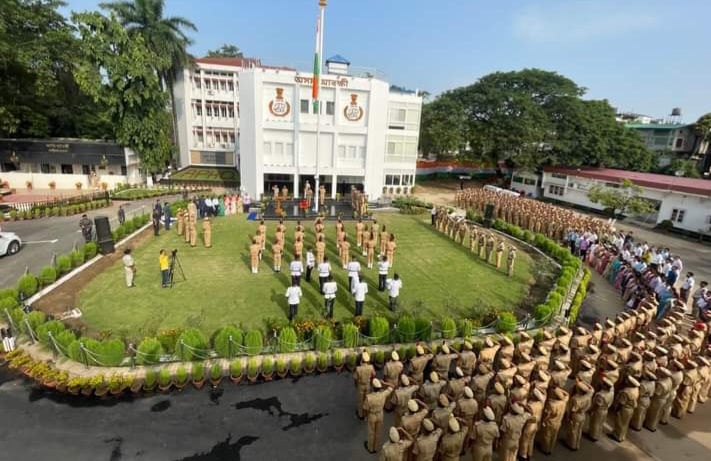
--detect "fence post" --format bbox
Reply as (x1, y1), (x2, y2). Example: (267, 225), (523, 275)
(179, 339), (185, 360)
(80, 342), (89, 368)
(48, 331), (58, 358)
(23, 318), (36, 344)
(227, 335), (233, 359)
(4, 308), (16, 335)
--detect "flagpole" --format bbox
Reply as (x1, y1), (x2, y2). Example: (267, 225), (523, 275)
(313, 0), (327, 213)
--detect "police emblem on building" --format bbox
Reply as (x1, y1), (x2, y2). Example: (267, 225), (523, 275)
(344, 94), (364, 121)
(269, 88), (291, 117)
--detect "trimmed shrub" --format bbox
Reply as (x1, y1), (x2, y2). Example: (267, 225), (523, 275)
(36, 320), (66, 347)
(230, 360), (242, 378)
(333, 349), (344, 366)
(157, 329), (182, 354)
(275, 358), (287, 374)
(415, 317), (432, 342)
(84, 242), (98, 258)
(210, 363), (222, 380)
(497, 312), (517, 334)
(313, 325), (333, 352)
(317, 352), (328, 370)
(175, 366), (188, 385)
(440, 317), (457, 339)
(56, 255), (72, 275)
(158, 368), (171, 386)
(97, 339), (126, 366)
(0, 296), (19, 311)
(346, 352), (357, 370)
(458, 319), (474, 338)
(244, 329), (263, 355)
(70, 250), (84, 268)
(290, 357), (302, 375)
(534, 304), (553, 323)
(136, 337), (164, 365)
(0, 288), (19, 302)
(38, 266), (57, 286)
(262, 356), (274, 375)
(278, 327), (298, 353)
(396, 315), (416, 343)
(17, 274), (39, 298)
(55, 329), (76, 352)
(192, 362), (205, 381)
(368, 317), (390, 343)
(247, 358), (259, 378)
(213, 325), (243, 358)
(177, 328), (209, 361)
(20, 311), (46, 335)
(342, 323), (359, 348)
(304, 352), (316, 371)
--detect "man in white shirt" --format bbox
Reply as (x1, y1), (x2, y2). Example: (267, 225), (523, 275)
(122, 248), (136, 287)
(305, 248), (316, 282)
(289, 258), (304, 286)
(285, 281), (302, 320)
(692, 281), (708, 315)
(354, 273), (368, 316)
(347, 255), (361, 292)
(377, 256), (390, 292)
(318, 256), (332, 294)
(386, 273), (402, 311)
(323, 275), (338, 318)
(431, 206), (437, 226)
(680, 272), (695, 307)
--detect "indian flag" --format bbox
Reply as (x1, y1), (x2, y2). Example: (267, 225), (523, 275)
(312, 15), (321, 112)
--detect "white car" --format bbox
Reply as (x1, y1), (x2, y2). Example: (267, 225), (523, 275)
(0, 231), (22, 256)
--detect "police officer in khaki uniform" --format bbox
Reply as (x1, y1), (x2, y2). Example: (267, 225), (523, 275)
(202, 217), (212, 248)
(401, 399), (429, 439)
(661, 360), (685, 425)
(431, 394), (456, 431)
(587, 377), (615, 441)
(611, 376), (640, 442)
(432, 342), (459, 380)
(471, 363), (495, 407)
(488, 381), (508, 425)
(478, 336), (500, 366)
(499, 402), (527, 461)
(645, 367), (673, 431)
(519, 388), (545, 461)
(516, 352), (535, 380)
(391, 374), (419, 426)
(575, 359), (595, 386)
(631, 370), (657, 430)
(471, 406), (499, 461)
(672, 360), (698, 419)
(507, 246), (517, 277)
(249, 238), (260, 273)
(409, 345), (433, 386)
(411, 418), (442, 461)
(455, 386), (478, 445)
(537, 387), (569, 454)
(383, 351), (404, 387)
(420, 371), (446, 408)
(438, 417), (468, 461)
(363, 378), (393, 453)
(446, 367), (470, 400)
(379, 426), (413, 461)
(354, 351), (375, 419)
(563, 381), (593, 450)
(458, 341), (477, 376)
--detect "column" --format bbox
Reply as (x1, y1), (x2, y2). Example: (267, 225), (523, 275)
(294, 174), (299, 200)
(331, 174), (337, 199)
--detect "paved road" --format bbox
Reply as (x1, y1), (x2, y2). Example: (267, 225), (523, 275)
(0, 195), (181, 288)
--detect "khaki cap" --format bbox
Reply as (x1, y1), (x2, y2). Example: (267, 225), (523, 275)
(407, 399), (419, 412)
(554, 388), (568, 400)
(464, 387), (474, 399)
(483, 406), (495, 421)
(391, 351), (400, 361)
(519, 352), (532, 362)
(511, 402), (524, 414)
(672, 360), (684, 370)
(430, 371), (439, 383)
(606, 359), (619, 369)
(606, 344), (618, 353)
(372, 378), (382, 389)
(455, 367), (464, 378)
(602, 378), (614, 388)
(416, 345), (425, 356)
(558, 326), (570, 336)
(698, 357), (710, 367)
(576, 381), (590, 393)
(634, 332), (646, 341)
(657, 367), (672, 378)
(494, 382), (505, 394)
(593, 322), (603, 330)
(537, 370), (550, 381)
(449, 417), (461, 433)
(619, 338), (632, 348)
(687, 360), (698, 369)
(389, 427), (400, 443)
(580, 360), (592, 370)
(500, 358), (512, 369)
(554, 360), (566, 370)
(589, 345), (600, 354)
(605, 319), (615, 328)
(439, 394), (450, 407)
(543, 330), (554, 340)
(537, 345), (548, 355)
(478, 364), (491, 374)
(441, 343), (451, 354)
(557, 343), (570, 352)
(520, 332), (531, 340)
(647, 331), (658, 339)
(643, 351), (656, 360)
(400, 375), (410, 387)
(362, 351), (371, 363)
(464, 341), (473, 350)
(627, 377), (640, 387)
(422, 418), (435, 432)
(655, 346), (668, 356)
(576, 327), (588, 336)
(515, 374), (527, 386)
(485, 337), (494, 348)
(672, 334), (684, 343)
(645, 371), (657, 381)
(532, 388), (545, 401)
(501, 336), (513, 346)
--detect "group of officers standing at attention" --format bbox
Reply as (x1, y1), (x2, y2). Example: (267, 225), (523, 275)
(248, 216), (402, 320)
(354, 300), (711, 461)
(433, 208), (517, 277)
(455, 188), (614, 243)
(175, 200), (212, 248)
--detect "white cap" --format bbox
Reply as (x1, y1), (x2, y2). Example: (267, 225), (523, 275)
(391, 351), (400, 361)
(407, 399), (419, 412)
(430, 371), (440, 383)
(389, 427), (400, 443)
(483, 406), (495, 421)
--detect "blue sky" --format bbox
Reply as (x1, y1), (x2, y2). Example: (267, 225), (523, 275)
(62, 0), (710, 121)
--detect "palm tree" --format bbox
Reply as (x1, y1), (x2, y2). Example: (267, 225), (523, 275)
(100, 0), (197, 159)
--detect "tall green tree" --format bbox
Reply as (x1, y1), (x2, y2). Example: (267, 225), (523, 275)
(206, 44), (243, 58)
(73, 11), (172, 173)
(587, 179), (655, 217)
(693, 113), (711, 154)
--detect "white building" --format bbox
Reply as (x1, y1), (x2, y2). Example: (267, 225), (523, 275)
(238, 57), (422, 200)
(531, 166), (711, 234)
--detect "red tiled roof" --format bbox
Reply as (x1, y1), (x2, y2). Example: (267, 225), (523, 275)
(543, 166), (711, 196)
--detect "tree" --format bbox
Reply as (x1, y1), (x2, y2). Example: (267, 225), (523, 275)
(206, 44), (243, 58)
(419, 93), (468, 157)
(693, 113), (711, 154)
(587, 179), (655, 217)
(73, 11), (173, 173)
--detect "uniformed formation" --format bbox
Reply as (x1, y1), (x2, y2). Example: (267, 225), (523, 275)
(355, 308), (711, 460)
(454, 188), (614, 242)
(433, 208), (517, 276)
(175, 200), (213, 249)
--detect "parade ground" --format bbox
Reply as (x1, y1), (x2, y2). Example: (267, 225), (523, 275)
(73, 212), (545, 336)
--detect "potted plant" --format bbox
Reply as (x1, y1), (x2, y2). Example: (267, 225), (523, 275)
(48, 181), (56, 190)
(346, 352), (357, 372)
(229, 360), (242, 383)
(275, 358), (288, 379)
(261, 357), (274, 381)
(75, 181), (83, 190)
(317, 353), (328, 373)
(87, 375), (105, 397)
(25, 180), (33, 190)
(192, 362), (206, 389)
(303, 353), (315, 375)
(158, 368), (172, 392)
(55, 372), (69, 393)
(247, 358), (259, 383)
(174, 366), (188, 390)
(210, 362), (222, 385)
(67, 377), (86, 395)
(143, 369), (157, 393)
(374, 350), (385, 369)
(290, 357), (302, 377)
(332, 350), (344, 373)
(109, 375), (128, 396)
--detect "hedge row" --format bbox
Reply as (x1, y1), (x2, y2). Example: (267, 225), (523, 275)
(111, 213), (150, 241)
(5, 200), (111, 221)
(568, 269), (592, 326)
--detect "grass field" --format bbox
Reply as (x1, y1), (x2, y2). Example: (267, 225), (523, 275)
(78, 213), (541, 337)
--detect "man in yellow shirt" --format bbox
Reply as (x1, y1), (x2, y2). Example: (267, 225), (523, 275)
(159, 249), (170, 287)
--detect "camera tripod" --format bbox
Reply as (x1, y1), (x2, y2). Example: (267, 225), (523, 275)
(168, 251), (187, 288)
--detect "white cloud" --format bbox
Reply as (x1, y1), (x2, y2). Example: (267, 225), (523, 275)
(513, 2), (660, 43)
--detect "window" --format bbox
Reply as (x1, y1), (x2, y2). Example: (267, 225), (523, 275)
(326, 101), (335, 115)
(548, 185), (564, 196)
(206, 106), (212, 117)
(263, 142), (272, 155)
(348, 146), (357, 158)
(300, 99), (309, 114)
(390, 108), (406, 122)
(204, 80), (211, 90)
(61, 164), (73, 174)
(385, 174), (395, 185)
(274, 142), (284, 155)
(387, 142), (397, 155)
(221, 106), (227, 118)
(551, 173), (567, 180)
(228, 107), (234, 118)
(121, 166), (127, 176)
(524, 178), (537, 186)
(512, 176), (524, 184)
(194, 78), (201, 89)
(670, 208), (686, 223)
(675, 138), (684, 149)
(82, 164), (90, 175)
(220, 80), (226, 91)
(228, 81), (234, 92)
(195, 105), (202, 116)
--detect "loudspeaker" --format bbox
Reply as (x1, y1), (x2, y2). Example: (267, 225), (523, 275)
(94, 216), (115, 254)
(484, 204), (495, 221)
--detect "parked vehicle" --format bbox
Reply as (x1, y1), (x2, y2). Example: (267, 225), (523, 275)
(0, 230), (22, 256)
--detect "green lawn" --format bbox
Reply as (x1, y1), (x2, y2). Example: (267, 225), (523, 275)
(78, 213), (538, 338)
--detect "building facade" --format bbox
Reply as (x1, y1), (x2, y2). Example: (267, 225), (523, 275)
(238, 59), (422, 200)
(533, 166), (711, 234)
(0, 138), (142, 189)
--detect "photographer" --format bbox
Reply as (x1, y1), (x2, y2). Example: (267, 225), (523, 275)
(160, 249), (170, 288)
(123, 248), (136, 288)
